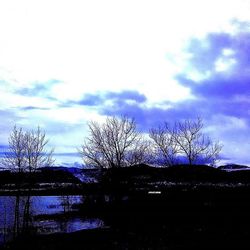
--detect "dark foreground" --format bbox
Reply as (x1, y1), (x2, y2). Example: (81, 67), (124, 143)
(2, 185), (250, 250)
(2, 165), (250, 249)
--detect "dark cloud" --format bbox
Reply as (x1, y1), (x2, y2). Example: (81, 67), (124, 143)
(101, 99), (203, 132)
(61, 90), (147, 108)
(20, 106), (50, 111)
(77, 93), (104, 106)
(0, 144), (9, 159)
(53, 152), (80, 157)
(189, 76), (250, 99)
(174, 25), (250, 122)
(0, 144), (8, 152)
(0, 145), (8, 158)
(186, 33), (232, 73)
(105, 90), (147, 103)
(16, 79), (61, 97)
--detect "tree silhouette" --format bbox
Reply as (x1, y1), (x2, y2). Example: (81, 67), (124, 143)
(174, 118), (222, 166)
(79, 116), (149, 168)
(150, 118), (222, 166)
(149, 123), (179, 166)
(2, 125), (54, 172)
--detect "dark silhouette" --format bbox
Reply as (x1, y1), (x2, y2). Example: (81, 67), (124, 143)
(150, 118), (222, 166)
(2, 125), (54, 173)
(79, 116), (149, 169)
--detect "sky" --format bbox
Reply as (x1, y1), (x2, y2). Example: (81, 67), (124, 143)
(0, 0), (250, 166)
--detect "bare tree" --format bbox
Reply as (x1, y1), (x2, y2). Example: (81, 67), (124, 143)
(150, 118), (222, 166)
(172, 118), (222, 166)
(2, 125), (54, 172)
(2, 126), (26, 172)
(124, 137), (151, 166)
(79, 116), (149, 168)
(149, 123), (179, 167)
(24, 127), (54, 172)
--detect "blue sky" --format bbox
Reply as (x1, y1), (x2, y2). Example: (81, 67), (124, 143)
(0, 0), (250, 166)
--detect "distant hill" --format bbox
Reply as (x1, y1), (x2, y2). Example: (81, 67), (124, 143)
(40, 166), (100, 183)
(218, 164), (250, 171)
(101, 164), (226, 184)
(40, 166), (83, 174)
(102, 164), (250, 184)
(0, 168), (81, 185)
(3, 164), (250, 186)
(158, 164), (225, 182)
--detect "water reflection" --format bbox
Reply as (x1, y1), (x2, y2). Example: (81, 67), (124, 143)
(35, 218), (104, 234)
(0, 195), (104, 246)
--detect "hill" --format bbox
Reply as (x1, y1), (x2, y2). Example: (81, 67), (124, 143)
(0, 168), (81, 185)
(41, 166), (100, 183)
(102, 164), (250, 185)
(3, 164), (250, 188)
(218, 164), (250, 171)
(101, 164), (226, 184)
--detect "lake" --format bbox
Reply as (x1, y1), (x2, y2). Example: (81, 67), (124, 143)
(0, 195), (104, 246)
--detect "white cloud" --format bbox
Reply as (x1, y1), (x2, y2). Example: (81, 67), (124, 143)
(214, 48), (237, 72)
(0, 0), (249, 102)
(215, 57), (236, 72)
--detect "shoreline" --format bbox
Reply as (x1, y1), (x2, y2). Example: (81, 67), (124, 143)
(1, 181), (250, 195)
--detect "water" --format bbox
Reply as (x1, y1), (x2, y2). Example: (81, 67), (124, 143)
(0, 196), (104, 246)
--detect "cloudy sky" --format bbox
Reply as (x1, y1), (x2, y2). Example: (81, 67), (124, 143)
(0, 0), (250, 166)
